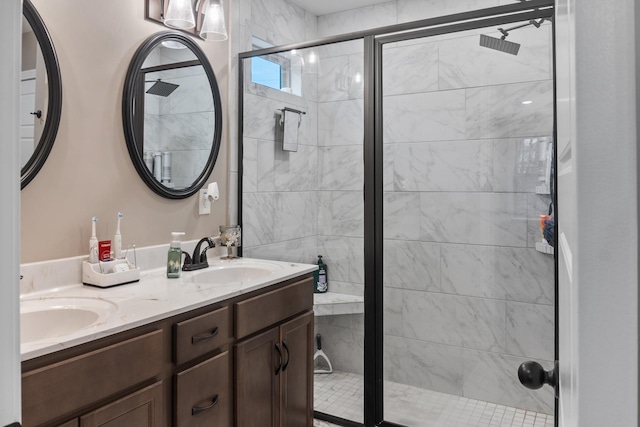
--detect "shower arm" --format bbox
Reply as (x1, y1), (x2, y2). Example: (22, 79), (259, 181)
(498, 18), (545, 39)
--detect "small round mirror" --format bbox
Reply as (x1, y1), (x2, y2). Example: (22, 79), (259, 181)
(21, 0), (62, 189)
(122, 32), (222, 199)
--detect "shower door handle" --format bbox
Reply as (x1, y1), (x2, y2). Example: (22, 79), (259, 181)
(518, 360), (558, 397)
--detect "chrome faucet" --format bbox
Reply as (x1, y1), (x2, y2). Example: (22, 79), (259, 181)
(182, 237), (215, 271)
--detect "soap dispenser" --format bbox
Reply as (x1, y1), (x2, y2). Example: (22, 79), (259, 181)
(167, 232), (185, 278)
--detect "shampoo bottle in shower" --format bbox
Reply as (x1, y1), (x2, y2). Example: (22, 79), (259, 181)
(314, 255), (328, 293)
(167, 232), (185, 278)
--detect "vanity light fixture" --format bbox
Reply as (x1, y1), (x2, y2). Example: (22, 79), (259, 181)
(145, 0), (228, 41)
(199, 0), (227, 41)
(164, 0), (195, 29)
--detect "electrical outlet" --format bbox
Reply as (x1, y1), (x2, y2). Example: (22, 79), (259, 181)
(199, 189), (211, 215)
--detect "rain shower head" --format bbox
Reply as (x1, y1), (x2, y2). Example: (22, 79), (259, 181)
(145, 79), (179, 97)
(479, 34), (521, 55)
(479, 18), (546, 56)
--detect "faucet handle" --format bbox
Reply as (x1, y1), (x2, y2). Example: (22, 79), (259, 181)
(182, 251), (192, 267)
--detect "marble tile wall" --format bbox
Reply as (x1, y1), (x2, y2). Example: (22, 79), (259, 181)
(236, 0), (321, 265)
(377, 16), (555, 415)
(313, 1), (555, 415)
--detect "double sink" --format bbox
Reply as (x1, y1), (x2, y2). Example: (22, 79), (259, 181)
(20, 259), (286, 347)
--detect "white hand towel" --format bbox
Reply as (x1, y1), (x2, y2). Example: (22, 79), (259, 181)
(282, 110), (300, 152)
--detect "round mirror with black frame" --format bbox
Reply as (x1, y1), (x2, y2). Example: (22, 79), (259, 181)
(122, 31), (222, 199)
(21, 0), (62, 189)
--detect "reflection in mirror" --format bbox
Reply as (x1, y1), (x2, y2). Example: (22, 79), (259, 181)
(123, 32), (222, 199)
(21, 0), (62, 189)
(138, 47), (213, 189)
(20, 17), (46, 167)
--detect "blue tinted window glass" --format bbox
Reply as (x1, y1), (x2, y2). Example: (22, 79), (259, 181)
(252, 57), (282, 90)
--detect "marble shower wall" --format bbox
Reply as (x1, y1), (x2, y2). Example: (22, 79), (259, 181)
(379, 28), (555, 415)
(229, 0), (318, 225)
(313, 1), (556, 415)
(238, 0), (321, 265)
(314, 40), (366, 376)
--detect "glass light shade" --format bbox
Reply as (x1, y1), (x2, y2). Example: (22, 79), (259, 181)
(164, 0), (196, 30)
(199, 0), (228, 41)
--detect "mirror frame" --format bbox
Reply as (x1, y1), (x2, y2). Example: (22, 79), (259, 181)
(21, 0), (63, 189)
(122, 31), (223, 199)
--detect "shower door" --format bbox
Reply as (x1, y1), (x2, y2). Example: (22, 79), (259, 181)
(377, 12), (557, 427)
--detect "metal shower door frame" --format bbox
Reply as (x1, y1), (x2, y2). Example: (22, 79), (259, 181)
(366, 5), (557, 427)
(237, 1), (556, 425)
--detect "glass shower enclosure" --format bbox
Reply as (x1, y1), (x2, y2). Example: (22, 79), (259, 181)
(238, 1), (556, 425)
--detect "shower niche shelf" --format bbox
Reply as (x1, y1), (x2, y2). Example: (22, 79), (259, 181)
(535, 241), (554, 255)
(314, 292), (364, 316)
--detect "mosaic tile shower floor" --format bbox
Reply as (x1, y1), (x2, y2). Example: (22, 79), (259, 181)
(314, 371), (554, 427)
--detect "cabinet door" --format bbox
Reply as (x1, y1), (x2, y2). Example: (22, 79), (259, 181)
(175, 351), (232, 427)
(235, 327), (281, 427)
(79, 381), (163, 427)
(280, 311), (314, 427)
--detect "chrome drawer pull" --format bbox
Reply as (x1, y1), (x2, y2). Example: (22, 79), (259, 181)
(192, 394), (219, 416)
(192, 327), (219, 344)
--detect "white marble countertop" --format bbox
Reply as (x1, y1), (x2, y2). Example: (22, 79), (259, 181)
(20, 257), (316, 361)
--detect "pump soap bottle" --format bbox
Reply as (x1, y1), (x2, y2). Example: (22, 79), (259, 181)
(167, 232), (185, 278)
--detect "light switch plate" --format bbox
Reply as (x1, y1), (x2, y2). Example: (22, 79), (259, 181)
(199, 189), (211, 215)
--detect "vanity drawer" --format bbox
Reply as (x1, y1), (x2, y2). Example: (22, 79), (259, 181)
(235, 277), (313, 339)
(22, 329), (163, 427)
(174, 306), (232, 365)
(175, 351), (232, 427)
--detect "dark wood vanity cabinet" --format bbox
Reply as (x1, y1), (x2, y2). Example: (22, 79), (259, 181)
(175, 351), (232, 426)
(21, 273), (314, 427)
(22, 330), (164, 427)
(79, 381), (164, 427)
(279, 312), (314, 427)
(235, 279), (314, 427)
(173, 306), (233, 427)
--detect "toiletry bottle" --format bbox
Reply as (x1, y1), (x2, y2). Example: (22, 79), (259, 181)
(89, 217), (99, 264)
(167, 232), (185, 278)
(114, 212), (123, 259)
(313, 255), (328, 293)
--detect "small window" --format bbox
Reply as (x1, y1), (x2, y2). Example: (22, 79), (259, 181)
(250, 37), (301, 96)
(251, 56), (282, 90)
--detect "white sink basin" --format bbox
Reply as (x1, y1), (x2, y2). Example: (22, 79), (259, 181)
(187, 261), (283, 284)
(20, 297), (118, 343)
